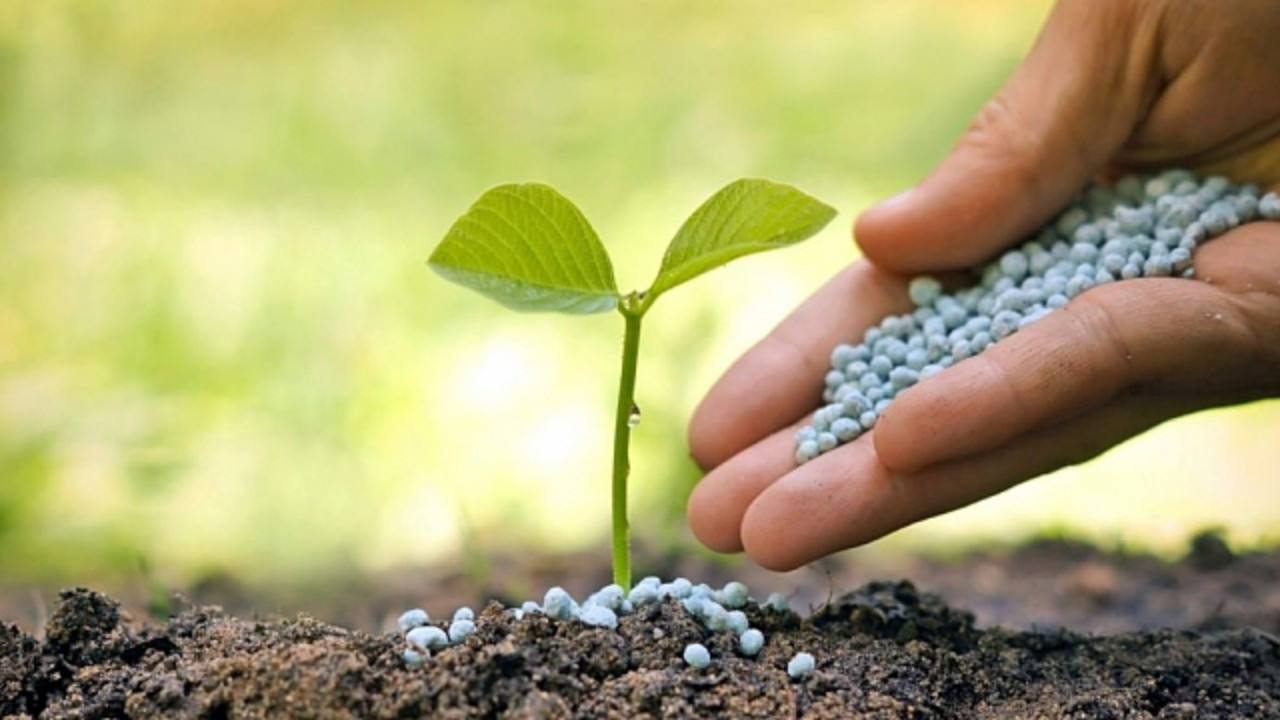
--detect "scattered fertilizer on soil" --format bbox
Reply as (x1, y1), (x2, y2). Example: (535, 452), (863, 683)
(391, 578), (783, 672)
(4, 564), (1278, 718)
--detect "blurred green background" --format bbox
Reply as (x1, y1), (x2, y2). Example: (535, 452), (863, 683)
(2, 0), (1277, 591)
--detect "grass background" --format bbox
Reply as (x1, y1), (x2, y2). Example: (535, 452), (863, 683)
(2, 0), (1277, 591)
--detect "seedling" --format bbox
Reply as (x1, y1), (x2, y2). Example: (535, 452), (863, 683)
(429, 178), (835, 588)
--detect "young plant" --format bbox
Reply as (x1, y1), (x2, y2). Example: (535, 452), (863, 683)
(428, 178), (836, 588)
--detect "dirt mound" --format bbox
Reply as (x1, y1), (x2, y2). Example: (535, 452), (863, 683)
(4, 579), (1278, 719)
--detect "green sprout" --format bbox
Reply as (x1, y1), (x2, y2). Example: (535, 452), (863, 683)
(429, 178), (836, 588)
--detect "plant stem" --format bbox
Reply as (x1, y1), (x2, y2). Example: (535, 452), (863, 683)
(611, 296), (646, 590)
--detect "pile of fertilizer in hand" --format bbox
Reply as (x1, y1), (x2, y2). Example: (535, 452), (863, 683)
(796, 171), (1280, 462)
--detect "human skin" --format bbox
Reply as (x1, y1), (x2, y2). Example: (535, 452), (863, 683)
(686, 0), (1280, 571)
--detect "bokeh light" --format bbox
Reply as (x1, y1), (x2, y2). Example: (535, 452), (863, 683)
(1, 0), (1276, 591)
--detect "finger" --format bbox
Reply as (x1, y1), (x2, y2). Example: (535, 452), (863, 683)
(874, 280), (1254, 475)
(875, 225), (1280, 474)
(1116, 1), (1280, 181)
(739, 391), (1206, 571)
(688, 261), (913, 471)
(691, 226), (1280, 562)
(1192, 220), (1280, 298)
(687, 420), (805, 553)
(854, 0), (1161, 274)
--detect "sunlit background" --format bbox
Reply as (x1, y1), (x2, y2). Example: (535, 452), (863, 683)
(2, 0), (1277, 592)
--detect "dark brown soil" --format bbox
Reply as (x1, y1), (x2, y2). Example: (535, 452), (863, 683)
(3, 535), (1280, 719)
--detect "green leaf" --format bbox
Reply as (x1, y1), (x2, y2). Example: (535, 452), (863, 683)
(648, 179), (836, 299)
(430, 183), (620, 314)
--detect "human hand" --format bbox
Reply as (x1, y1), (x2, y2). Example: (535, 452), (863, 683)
(686, 0), (1280, 571)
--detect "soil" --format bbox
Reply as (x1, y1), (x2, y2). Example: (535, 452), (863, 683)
(3, 534), (1279, 719)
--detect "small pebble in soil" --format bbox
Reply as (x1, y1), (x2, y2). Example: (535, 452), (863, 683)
(402, 648), (427, 667)
(796, 172), (1280, 463)
(451, 607), (474, 623)
(787, 651), (816, 679)
(683, 642), (712, 669)
(739, 628), (765, 657)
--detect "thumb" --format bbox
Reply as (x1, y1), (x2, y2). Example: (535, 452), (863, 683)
(855, 0), (1163, 274)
